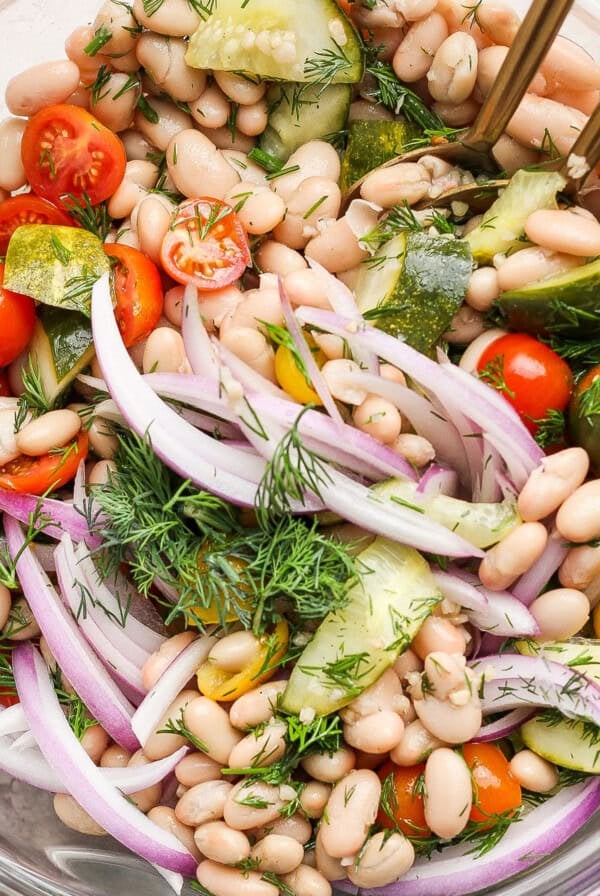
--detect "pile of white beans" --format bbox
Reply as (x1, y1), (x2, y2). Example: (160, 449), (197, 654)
(2, 0), (600, 890)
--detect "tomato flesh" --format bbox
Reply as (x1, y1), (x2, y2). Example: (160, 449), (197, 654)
(462, 742), (522, 825)
(0, 431), (89, 495)
(104, 244), (164, 347)
(377, 761), (431, 838)
(0, 263), (36, 368)
(21, 104), (127, 206)
(476, 333), (573, 436)
(0, 194), (74, 254)
(161, 198), (251, 291)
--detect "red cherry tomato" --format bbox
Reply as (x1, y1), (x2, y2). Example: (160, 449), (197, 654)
(377, 761), (431, 838)
(160, 197), (251, 291)
(476, 333), (573, 436)
(0, 263), (36, 367)
(0, 194), (74, 254)
(0, 370), (12, 398)
(462, 742), (522, 826)
(0, 431), (89, 495)
(103, 244), (164, 348)
(21, 104), (126, 206)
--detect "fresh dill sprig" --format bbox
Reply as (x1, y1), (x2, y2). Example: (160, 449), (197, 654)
(477, 354), (515, 399)
(304, 40), (356, 91)
(543, 334), (600, 372)
(531, 409), (565, 448)
(84, 24), (112, 57)
(361, 200), (422, 252)
(576, 375), (600, 418)
(14, 357), (57, 432)
(63, 193), (113, 242)
(88, 65), (113, 105)
(363, 55), (446, 132)
(158, 706), (209, 752)
(51, 666), (98, 740)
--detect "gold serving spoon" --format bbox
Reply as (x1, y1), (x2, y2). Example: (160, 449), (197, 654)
(343, 0), (576, 208)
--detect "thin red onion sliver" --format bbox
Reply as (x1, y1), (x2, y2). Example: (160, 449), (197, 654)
(4, 514), (139, 751)
(432, 568), (488, 613)
(475, 708), (535, 742)
(447, 567), (539, 637)
(0, 489), (95, 545)
(181, 284), (220, 379)
(337, 778), (600, 896)
(417, 465), (458, 498)
(131, 635), (215, 746)
(13, 643), (197, 876)
(215, 339), (290, 399)
(91, 275), (261, 506)
(0, 704), (28, 737)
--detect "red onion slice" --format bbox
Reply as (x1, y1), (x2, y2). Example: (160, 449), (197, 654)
(475, 708), (535, 741)
(12, 643), (197, 876)
(181, 284), (220, 380)
(0, 489), (95, 545)
(439, 567), (540, 637)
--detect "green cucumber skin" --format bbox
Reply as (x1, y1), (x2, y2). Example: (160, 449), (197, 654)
(340, 119), (421, 192)
(260, 83), (352, 162)
(31, 307), (94, 403)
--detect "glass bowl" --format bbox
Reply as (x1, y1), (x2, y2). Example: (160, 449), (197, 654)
(0, 1), (599, 894)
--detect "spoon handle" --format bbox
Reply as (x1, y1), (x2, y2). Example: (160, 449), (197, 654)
(464, 0), (575, 152)
(562, 101), (600, 190)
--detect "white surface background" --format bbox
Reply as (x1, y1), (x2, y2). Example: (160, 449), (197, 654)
(0, 0), (598, 116)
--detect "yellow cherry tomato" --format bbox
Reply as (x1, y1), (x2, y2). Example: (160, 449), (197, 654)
(274, 344), (323, 405)
(593, 602), (600, 639)
(183, 543), (252, 626)
(196, 619), (289, 701)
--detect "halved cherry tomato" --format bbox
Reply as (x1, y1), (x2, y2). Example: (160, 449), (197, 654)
(377, 761), (431, 838)
(462, 742), (522, 826)
(0, 370), (12, 398)
(104, 244), (164, 348)
(161, 197), (251, 291)
(21, 104), (127, 206)
(476, 333), (573, 437)
(0, 431), (89, 495)
(0, 263), (36, 368)
(0, 194), (74, 254)
(274, 343), (324, 405)
(196, 619), (289, 702)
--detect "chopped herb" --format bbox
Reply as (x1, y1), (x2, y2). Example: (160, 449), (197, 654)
(84, 24), (113, 56)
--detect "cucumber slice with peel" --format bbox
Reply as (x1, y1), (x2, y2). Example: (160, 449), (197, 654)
(185, 0), (363, 84)
(281, 537), (441, 716)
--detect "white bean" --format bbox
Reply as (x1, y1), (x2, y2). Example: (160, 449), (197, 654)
(255, 241), (307, 276)
(4, 598), (40, 641)
(183, 696), (243, 765)
(315, 828), (346, 882)
(250, 834), (304, 874)
(141, 632), (197, 691)
(143, 688), (199, 760)
(560, 543), (600, 591)
(227, 721), (288, 770)
(208, 630), (261, 673)
(390, 718), (446, 765)
(427, 33), (478, 104)
(80, 725), (110, 763)
(147, 805), (201, 860)
(229, 680), (288, 730)
(518, 448), (590, 522)
(142, 328), (190, 375)
(465, 266), (500, 311)
(190, 83), (231, 129)
(393, 12), (449, 82)
(223, 780), (289, 831)
(91, 72), (141, 133)
(197, 861), (278, 896)
(175, 779), (234, 827)
(361, 162), (431, 208)
(343, 711), (405, 754)
(252, 813), (312, 846)
(529, 587), (590, 640)
(271, 141), (341, 202)
(319, 769), (381, 859)
(0, 585), (12, 632)
(167, 130), (240, 200)
(540, 35), (600, 92)
(194, 821), (251, 865)
(424, 748), (472, 839)
(413, 691), (482, 744)
(16, 409), (81, 457)
(412, 615), (467, 659)
(0, 118), (27, 191)
(496, 246), (581, 293)
(301, 747), (356, 783)
(299, 782), (331, 820)
(347, 831), (415, 887)
(476, 46), (545, 99)
(236, 101), (269, 137)
(479, 522), (548, 591)
(280, 865), (331, 896)
(127, 750), (162, 812)
(506, 94), (587, 157)
(224, 183), (286, 235)
(134, 193), (175, 264)
(557, 479), (600, 543)
(53, 794), (107, 836)
(175, 751), (223, 788)
(132, 0), (202, 37)
(137, 35), (206, 103)
(135, 97), (193, 151)
(509, 750), (559, 793)
(525, 208), (600, 258)
(6, 60), (80, 117)
(214, 71), (267, 106)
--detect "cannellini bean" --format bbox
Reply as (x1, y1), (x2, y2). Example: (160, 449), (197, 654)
(412, 615), (467, 659)
(361, 162), (431, 208)
(432, 97), (481, 127)
(223, 780), (289, 831)
(100, 745), (131, 768)
(341, 668), (407, 724)
(518, 448), (590, 522)
(250, 834), (304, 874)
(540, 35), (600, 92)
(557, 480), (600, 543)
(424, 748), (472, 839)
(143, 688), (199, 760)
(4, 597), (40, 641)
(0, 407), (26, 466)
(163, 286), (185, 328)
(301, 746), (356, 784)
(320, 769), (381, 859)
(223, 286), (283, 335)
(0, 118), (27, 191)
(127, 750), (162, 812)
(120, 128), (158, 161)
(343, 710), (405, 754)
(496, 246), (581, 293)
(6, 60), (80, 117)
(190, 83), (230, 129)
(299, 781), (331, 820)
(509, 750), (559, 793)
(224, 183), (286, 234)
(91, 72), (141, 133)
(197, 861), (278, 896)
(167, 130), (239, 199)
(110, 50), (140, 75)
(175, 751), (222, 788)
(465, 266), (500, 312)
(132, 0), (202, 36)
(87, 417), (119, 460)
(479, 522), (548, 591)
(196, 124), (256, 153)
(459, 328), (508, 374)
(549, 87), (600, 115)
(492, 133), (540, 175)
(281, 865), (332, 896)
(413, 689), (481, 744)
(321, 360), (368, 404)
(393, 12), (449, 82)
(349, 98), (394, 122)
(175, 779), (234, 827)
(559, 543), (600, 591)
(530, 587), (590, 641)
(135, 97), (193, 151)
(271, 141), (341, 202)
(183, 697), (243, 765)
(283, 269), (332, 310)
(393, 648), (423, 680)
(141, 632), (197, 691)
(214, 71), (267, 106)
(194, 821), (251, 864)
(88, 459), (117, 486)
(427, 32), (478, 104)
(227, 721), (288, 769)
(393, 433), (436, 467)
(255, 240), (307, 275)
(229, 680), (287, 731)
(0, 585), (12, 632)
(315, 828), (346, 881)
(304, 217), (370, 273)
(476, 46), (546, 99)
(351, 1), (403, 28)
(16, 409), (81, 457)
(134, 192), (176, 264)
(443, 304), (485, 344)
(53, 794), (107, 836)
(252, 812), (313, 846)
(147, 805), (201, 860)
(92, 0), (139, 55)
(219, 327), (276, 380)
(390, 718), (446, 765)
(80, 725), (110, 763)
(397, 0), (440, 21)
(208, 630), (261, 672)
(475, 0), (520, 45)
(506, 94), (587, 157)
(142, 328), (190, 375)
(525, 208), (600, 258)
(348, 830), (415, 887)
(107, 159), (159, 219)
(65, 25), (108, 83)
(352, 395), (403, 444)
(136, 35), (206, 102)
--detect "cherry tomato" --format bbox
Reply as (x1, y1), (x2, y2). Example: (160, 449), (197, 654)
(103, 244), (164, 348)
(0, 431), (89, 495)
(0, 370), (12, 398)
(274, 344), (324, 405)
(195, 620), (289, 702)
(161, 197), (251, 291)
(593, 601), (600, 639)
(476, 333), (573, 436)
(377, 761), (431, 838)
(568, 364), (600, 472)
(21, 104), (126, 207)
(0, 194), (74, 254)
(0, 263), (36, 368)
(462, 742), (522, 825)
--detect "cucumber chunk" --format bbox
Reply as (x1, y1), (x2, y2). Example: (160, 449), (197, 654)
(185, 0), (363, 84)
(281, 537), (441, 716)
(340, 119), (421, 192)
(355, 231), (472, 355)
(514, 637), (600, 686)
(521, 712), (600, 774)
(496, 257), (600, 338)
(373, 478), (520, 549)
(26, 306), (95, 405)
(259, 82), (351, 162)
(465, 170), (566, 264)
(4, 225), (109, 316)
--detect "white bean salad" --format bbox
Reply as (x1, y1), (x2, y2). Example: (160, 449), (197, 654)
(0, 2), (600, 895)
